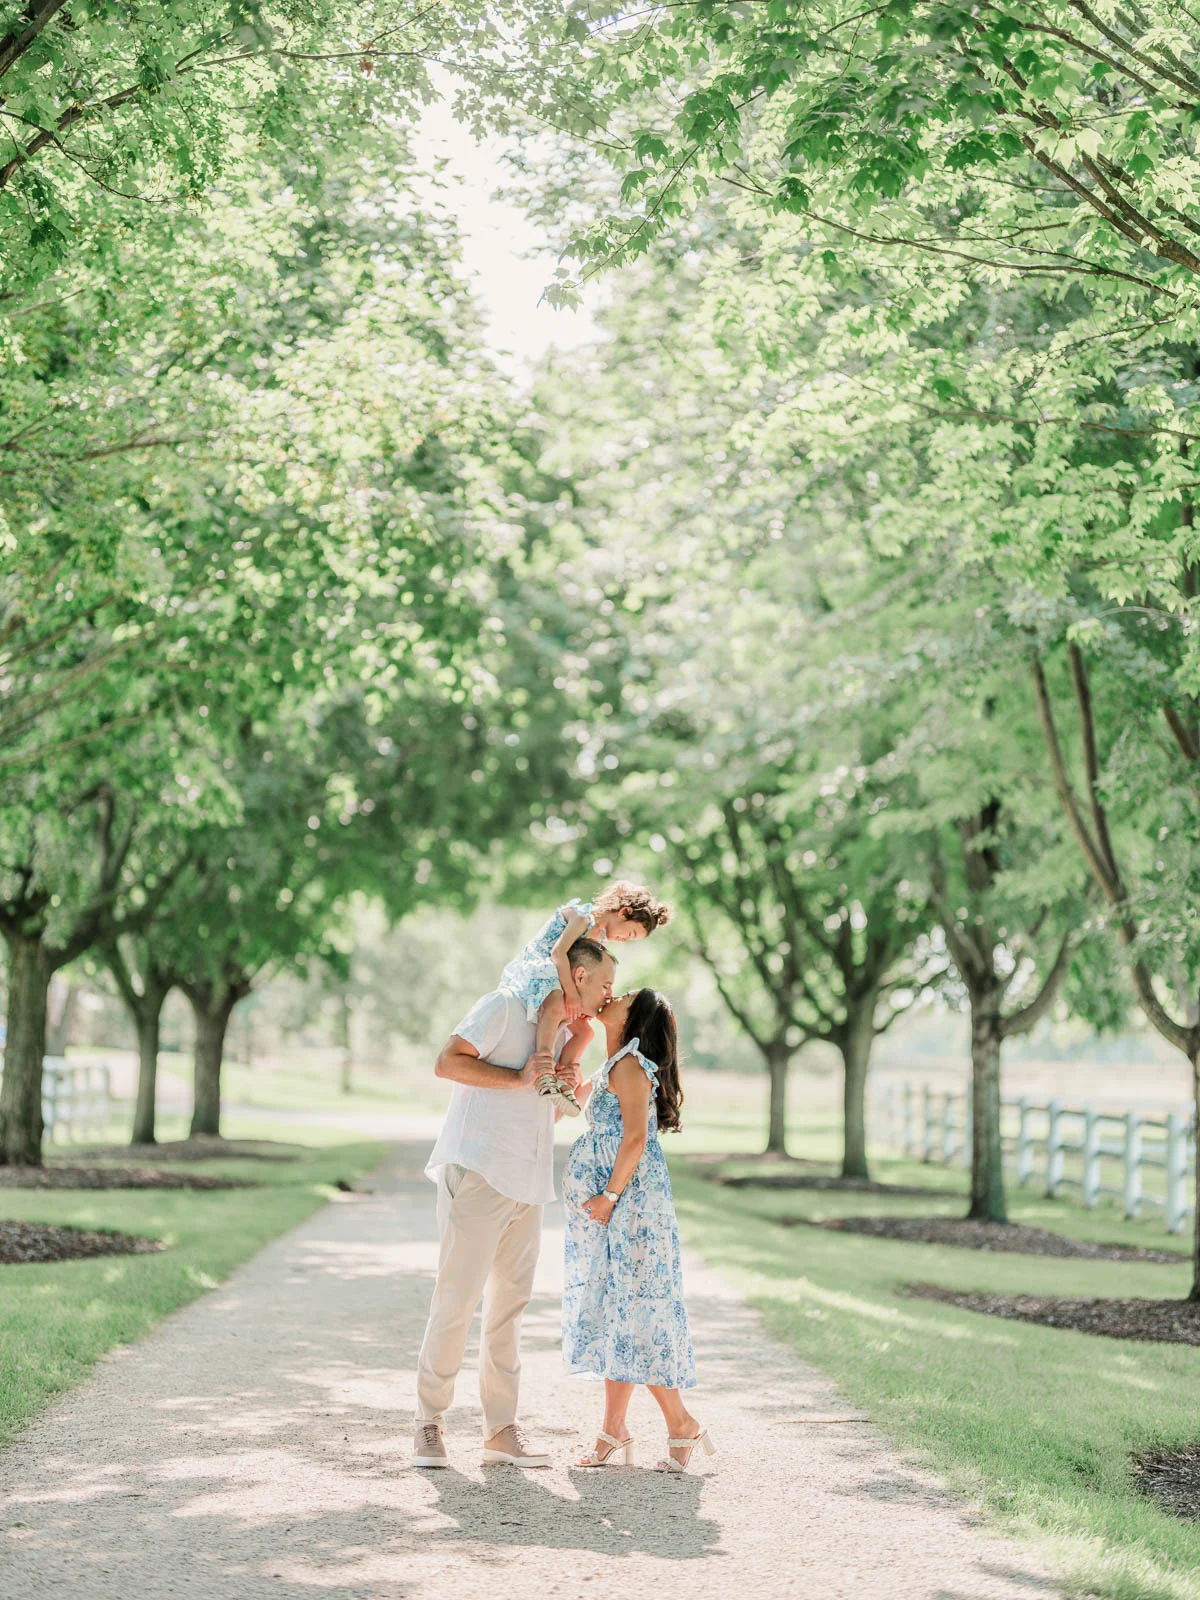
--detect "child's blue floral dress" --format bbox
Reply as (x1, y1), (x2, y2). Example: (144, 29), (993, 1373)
(498, 898), (599, 1022)
(561, 1038), (695, 1389)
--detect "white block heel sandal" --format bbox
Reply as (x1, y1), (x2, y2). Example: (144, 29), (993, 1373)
(657, 1427), (715, 1473)
(578, 1431), (635, 1467)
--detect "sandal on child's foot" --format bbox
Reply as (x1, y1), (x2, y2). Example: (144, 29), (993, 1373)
(537, 1074), (582, 1117)
(578, 1431), (634, 1467)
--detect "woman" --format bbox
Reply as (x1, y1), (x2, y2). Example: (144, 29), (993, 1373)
(561, 987), (714, 1472)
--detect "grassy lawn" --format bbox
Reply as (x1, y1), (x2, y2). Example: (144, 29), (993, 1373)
(671, 1134), (1200, 1600)
(0, 1133), (384, 1447)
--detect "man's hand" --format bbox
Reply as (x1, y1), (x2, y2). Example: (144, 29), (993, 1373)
(518, 1049), (555, 1090)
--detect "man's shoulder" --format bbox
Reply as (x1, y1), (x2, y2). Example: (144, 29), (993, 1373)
(454, 988), (521, 1029)
(450, 988), (530, 1059)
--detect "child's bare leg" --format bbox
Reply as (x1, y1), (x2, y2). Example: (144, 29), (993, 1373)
(532, 992), (581, 1114)
(534, 988), (567, 1056)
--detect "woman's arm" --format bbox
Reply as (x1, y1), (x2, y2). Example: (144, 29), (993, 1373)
(583, 1056), (650, 1225)
(550, 908), (592, 1017)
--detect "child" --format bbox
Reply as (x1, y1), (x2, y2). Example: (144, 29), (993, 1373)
(499, 882), (672, 1114)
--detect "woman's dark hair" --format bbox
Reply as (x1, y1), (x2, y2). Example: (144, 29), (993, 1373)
(623, 988), (682, 1133)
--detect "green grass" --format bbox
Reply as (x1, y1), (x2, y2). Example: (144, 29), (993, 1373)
(671, 1140), (1200, 1600)
(0, 1134), (384, 1446)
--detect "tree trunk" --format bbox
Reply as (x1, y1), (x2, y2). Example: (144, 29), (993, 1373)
(130, 986), (168, 1146)
(840, 998), (878, 1180)
(968, 999), (1007, 1223)
(186, 983), (238, 1138)
(763, 1037), (791, 1154)
(0, 932), (53, 1165)
(1191, 1049), (1200, 1303)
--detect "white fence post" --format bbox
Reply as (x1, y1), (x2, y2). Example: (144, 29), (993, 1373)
(922, 1084), (936, 1161)
(37, 1059), (113, 1145)
(1167, 1112), (1189, 1234)
(941, 1091), (956, 1162)
(873, 1079), (1190, 1234)
(879, 1082), (895, 1147)
(1045, 1098), (1064, 1198)
(1016, 1097), (1033, 1185)
(1082, 1108), (1101, 1207)
(1123, 1112), (1143, 1219)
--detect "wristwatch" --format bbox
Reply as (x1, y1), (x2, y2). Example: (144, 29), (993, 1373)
(602, 1189), (620, 1204)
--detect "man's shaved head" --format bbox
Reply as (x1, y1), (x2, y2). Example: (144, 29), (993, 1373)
(567, 935), (614, 972)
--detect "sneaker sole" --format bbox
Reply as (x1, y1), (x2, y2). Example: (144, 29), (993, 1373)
(413, 1456), (449, 1468)
(482, 1450), (551, 1467)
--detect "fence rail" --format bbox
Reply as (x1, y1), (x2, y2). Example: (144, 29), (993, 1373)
(872, 1080), (1196, 1234)
(41, 1058), (114, 1144)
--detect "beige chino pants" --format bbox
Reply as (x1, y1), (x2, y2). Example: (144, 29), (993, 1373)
(415, 1164), (543, 1437)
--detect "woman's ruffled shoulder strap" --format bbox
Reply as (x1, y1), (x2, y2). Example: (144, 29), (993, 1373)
(595, 1035), (658, 1092)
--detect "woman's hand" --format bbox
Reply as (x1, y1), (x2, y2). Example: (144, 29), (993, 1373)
(582, 1193), (616, 1226)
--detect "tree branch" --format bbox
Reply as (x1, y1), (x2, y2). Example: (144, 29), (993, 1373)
(1000, 928), (1072, 1038)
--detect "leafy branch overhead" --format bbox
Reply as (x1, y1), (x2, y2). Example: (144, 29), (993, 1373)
(545, 0), (1200, 300)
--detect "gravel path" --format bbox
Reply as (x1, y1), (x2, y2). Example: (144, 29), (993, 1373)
(1, 1143), (1060, 1599)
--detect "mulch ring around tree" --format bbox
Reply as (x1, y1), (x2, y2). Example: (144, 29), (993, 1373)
(0, 1165), (254, 1191)
(686, 1153), (948, 1197)
(907, 1284), (1200, 1345)
(706, 1172), (944, 1197)
(787, 1214), (1185, 1264)
(1132, 1444), (1200, 1520)
(0, 1220), (165, 1265)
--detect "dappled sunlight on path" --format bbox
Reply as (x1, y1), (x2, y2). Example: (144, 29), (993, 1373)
(0, 1143), (1059, 1599)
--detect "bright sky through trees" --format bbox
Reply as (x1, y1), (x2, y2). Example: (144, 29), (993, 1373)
(411, 80), (602, 376)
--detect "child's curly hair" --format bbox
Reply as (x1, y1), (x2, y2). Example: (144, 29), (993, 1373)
(593, 880), (673, 934)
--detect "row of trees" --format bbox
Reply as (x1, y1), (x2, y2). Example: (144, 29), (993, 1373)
(483, 6), (1200, 1296)
(0, 5), (588, 1161)
(8, 3), (1200, 1300)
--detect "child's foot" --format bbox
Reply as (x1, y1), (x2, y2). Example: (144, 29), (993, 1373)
(535, 1072), (583, 1117)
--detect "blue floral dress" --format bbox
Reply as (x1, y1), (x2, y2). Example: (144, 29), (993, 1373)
(499, 898), (599, 1022)
(562, 1038), (696, 1389)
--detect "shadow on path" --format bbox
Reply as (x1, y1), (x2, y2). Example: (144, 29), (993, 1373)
(0, 1141), (1057, 1600)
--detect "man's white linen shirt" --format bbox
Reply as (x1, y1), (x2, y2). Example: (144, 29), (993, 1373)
(425, 988), (568, 1206)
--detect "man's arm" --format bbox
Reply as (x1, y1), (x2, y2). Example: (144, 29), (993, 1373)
(435, 1034), (544, 1091)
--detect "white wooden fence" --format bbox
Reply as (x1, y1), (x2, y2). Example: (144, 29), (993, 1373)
(872, 1080), (1196, 1234)
(41, 1058), (114, 1143)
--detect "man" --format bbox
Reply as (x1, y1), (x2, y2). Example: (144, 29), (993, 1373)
(413, 936), (616, 1469)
